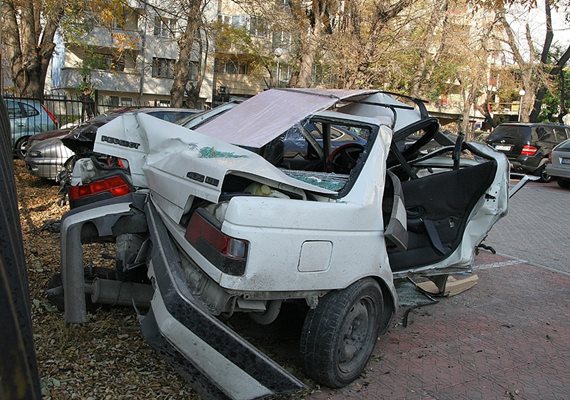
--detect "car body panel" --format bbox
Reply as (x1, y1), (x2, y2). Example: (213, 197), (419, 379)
(546, 139), (570, 179)
(25, 108), (199, 180)
(25, 138), (74, 181)
(195, 89), (380, 147)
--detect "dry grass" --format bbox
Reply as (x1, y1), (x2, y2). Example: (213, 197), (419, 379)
(15, 160), (197, 399)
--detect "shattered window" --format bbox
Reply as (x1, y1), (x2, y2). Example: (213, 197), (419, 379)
(279, 117), (373, 181)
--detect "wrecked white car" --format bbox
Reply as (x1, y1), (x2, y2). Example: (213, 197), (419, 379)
(58, 89), (509, 398)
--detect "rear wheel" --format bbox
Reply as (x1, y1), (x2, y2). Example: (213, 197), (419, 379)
(538, 165), (552, 183)
(557, 178), (570, 189)
(300, 278), (383, 388)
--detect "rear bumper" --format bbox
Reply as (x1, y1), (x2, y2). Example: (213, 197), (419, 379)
(143, 201), (306, 399)
(545, 164), (570, 179)
(508, 157), (540, 174)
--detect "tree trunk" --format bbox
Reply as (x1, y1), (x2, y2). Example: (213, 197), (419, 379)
(1, 0), (63, 99)
(529, 44), (570, 122)
(170, 0), (202, 107)
(409, 0), (448, 94)
(346, 0), (413, 89)
(294, 27), (321, 87)
(460, 86), (475, 139)
(289, 0), (324, 88)
(478, 89), (497, 129)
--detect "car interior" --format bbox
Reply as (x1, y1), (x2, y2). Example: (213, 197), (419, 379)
(250, 104), (499, 272)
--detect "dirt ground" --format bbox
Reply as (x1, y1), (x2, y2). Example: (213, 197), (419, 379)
(15, 160), (200, 399)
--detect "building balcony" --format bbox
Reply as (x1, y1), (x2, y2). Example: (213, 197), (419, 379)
(60, 68), (141, 93)
(70, 26), (142, 51)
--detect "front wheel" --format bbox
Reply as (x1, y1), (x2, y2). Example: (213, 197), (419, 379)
(15, 136), (30, 159)
(300, 278), (384, 388)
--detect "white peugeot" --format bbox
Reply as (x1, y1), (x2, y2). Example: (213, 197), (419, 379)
(59, 89), (510, 399)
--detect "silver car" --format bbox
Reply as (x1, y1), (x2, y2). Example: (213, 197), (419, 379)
(545, 138), (570, 188)
(25, 136), (75, 182)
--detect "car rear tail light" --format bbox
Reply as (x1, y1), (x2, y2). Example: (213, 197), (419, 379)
(185, 208), (248, 276)
(521, 144), (538, 156)
(68, 175), (133, 202)
(41, 104), (59, 128)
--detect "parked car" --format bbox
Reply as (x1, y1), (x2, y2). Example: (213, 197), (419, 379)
(6, 98), (59, 158)
(545, 138), (570, 189)
(25, 108), (200, 181)
(56, 89), (509, 397)
(26, 128), (73, 151)
(486, 122), (570, 181)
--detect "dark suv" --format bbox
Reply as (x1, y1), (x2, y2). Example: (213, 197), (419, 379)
(486, 123), (570, 181)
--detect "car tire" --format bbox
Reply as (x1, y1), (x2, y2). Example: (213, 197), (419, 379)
(557, 178), (570, 189)
(538, 165), (552, 183)
(300, 278), (384, 388)
(15, 135), (30, 159)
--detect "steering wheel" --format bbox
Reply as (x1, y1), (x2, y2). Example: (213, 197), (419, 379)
(326, 143), (365, 173)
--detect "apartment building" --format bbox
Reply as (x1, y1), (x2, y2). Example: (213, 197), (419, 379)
(48, 0), (211, 107)
(44, 0), (298, 108)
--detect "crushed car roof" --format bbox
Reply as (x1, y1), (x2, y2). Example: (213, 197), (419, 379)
(195, 89), (393, 148)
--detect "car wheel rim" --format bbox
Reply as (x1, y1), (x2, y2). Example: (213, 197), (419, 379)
(337, 297), (375, 373)
(17, 139), (28, 158)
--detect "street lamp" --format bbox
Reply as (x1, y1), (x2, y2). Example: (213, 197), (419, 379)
(274, 47), (283, 88)
(518, 89), (526, 122)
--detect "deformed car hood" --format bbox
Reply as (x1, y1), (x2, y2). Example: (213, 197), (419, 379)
(95, 113), (339, 200)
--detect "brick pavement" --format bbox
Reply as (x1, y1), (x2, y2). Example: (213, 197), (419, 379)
(486, 180), (570, 275)
(307, 251), (570, 400)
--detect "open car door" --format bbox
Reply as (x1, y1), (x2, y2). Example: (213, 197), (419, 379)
(383, 118), (509, 277)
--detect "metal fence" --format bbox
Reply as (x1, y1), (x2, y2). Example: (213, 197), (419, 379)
(3, 94), (147, 153)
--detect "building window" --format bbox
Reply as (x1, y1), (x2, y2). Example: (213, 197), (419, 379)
(154, 16), (176, 38)
(189, 61), (199, 82)
(215, 59), (249, 75)
(249, 16), (267, 37)
(155, 99), (171, 107)
(218, 14), (247, 28)
(152, 58), (176, 78)
(109, 96), (133, 107)
(272, 31), (291, 50)
(113, 7), (139, 30)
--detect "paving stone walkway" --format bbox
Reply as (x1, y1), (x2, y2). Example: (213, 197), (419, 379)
(308, 251), (570, 400)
